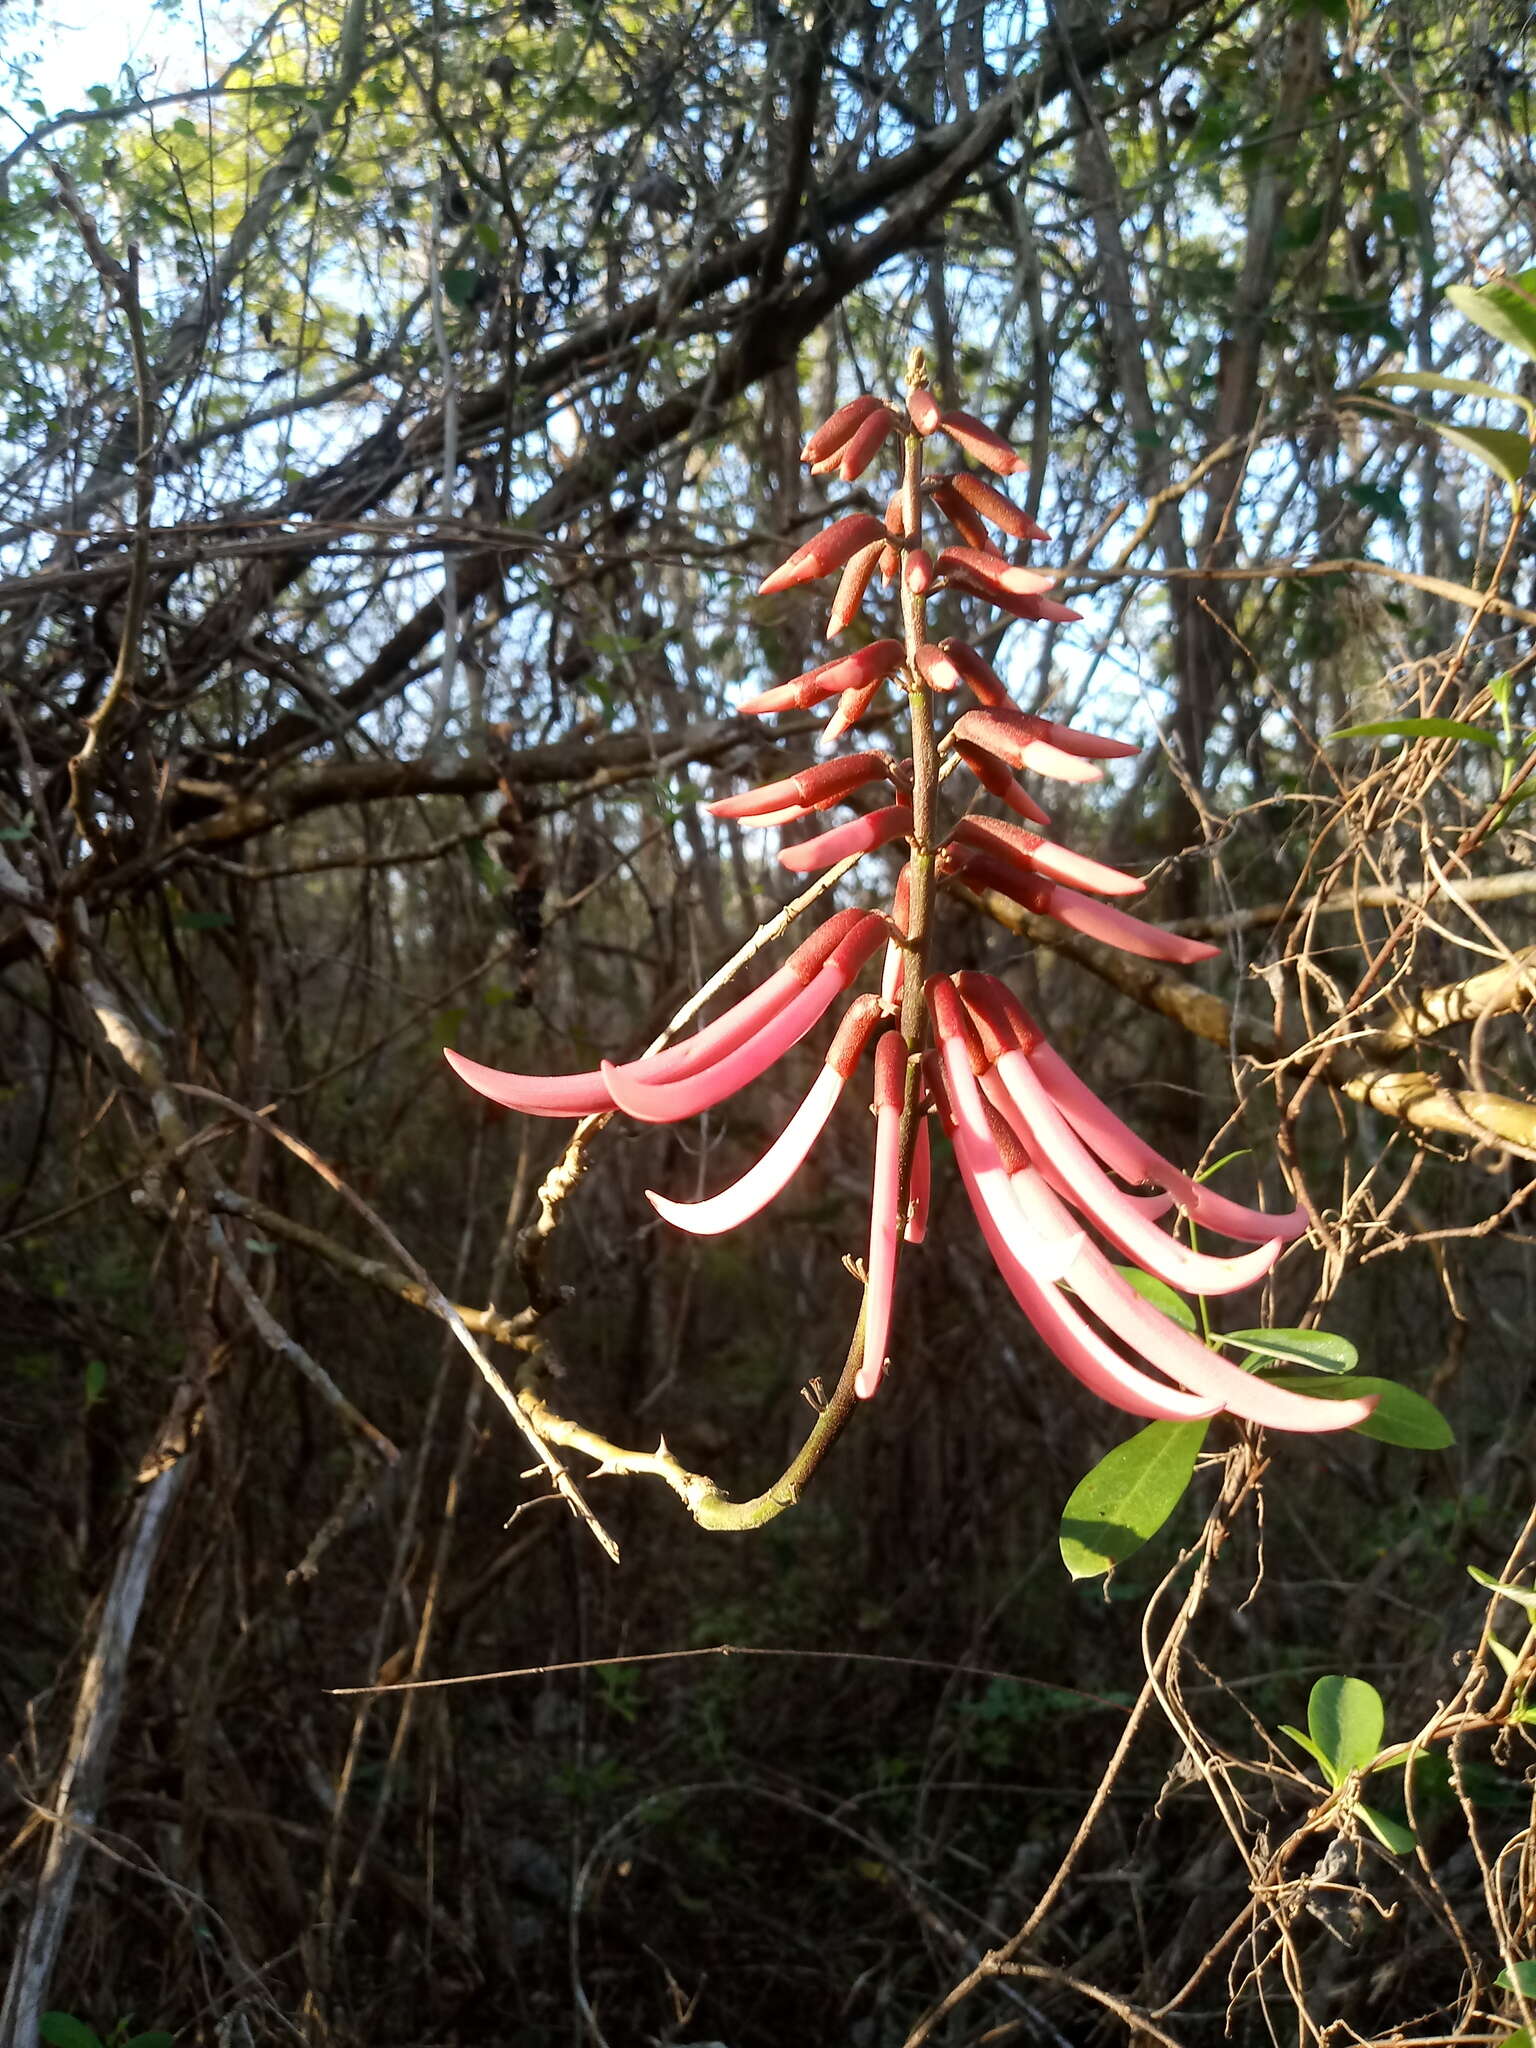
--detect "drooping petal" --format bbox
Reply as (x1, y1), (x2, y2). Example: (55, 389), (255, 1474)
(928, 977), (1084, 1287)
(646, 996), (882, 1236)
(442, 1047), (612, 1119)
(857, 1031), (907, 1399)
(759, 513), (889, 596)
(928, 480), (1003, 556)
(945, 470), (1051, 542)
(778, 803), (912, 875)
(823, 679), (886, 742)
(934, 546), (1058, 599)
(936, 408), (1025, 476)
(1003, 1165), (1373, 1432)
(932, 1085), (1213, 1422)
(1029, 1043), (1308, 1244)
(905, 548), (935, 596)
(943, 847), (1220, 966)
(950, 814), (1144, 898)
(950, 708), (1103, 785)
(602, 915), (885, 1123)
(980, 1059), (1281, 1296)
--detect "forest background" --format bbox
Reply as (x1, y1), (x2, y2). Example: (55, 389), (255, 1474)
(3, 0), (1536, 2043)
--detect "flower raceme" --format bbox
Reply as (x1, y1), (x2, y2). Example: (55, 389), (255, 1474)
(447, 362), (1372, 1436)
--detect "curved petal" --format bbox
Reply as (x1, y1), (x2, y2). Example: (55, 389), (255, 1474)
(647, 1067), (845, 1236)
(778, 803), (912, 875)
(1029, 883), (1221, 966)
(442, 1046), (611, 1118)
(1005, 1168), (1373, 1432)
(1030, 1044), (1308, 1245)
(857, 1033), (907, 1399)
(946, 1117), (1218, 1422)
(984, 1052), (1282, 1296)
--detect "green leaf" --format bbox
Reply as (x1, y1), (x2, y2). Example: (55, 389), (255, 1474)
(1427, 421), (1532, 485)
(1357, 1802), (1416, 1855)
(173, 910), (234, 931)
(40, 2018), (104, 2048)
(172, 116), (200, 140)
(1309, 1674), (1384, 1784)
(1362, 368), (1536, 429)
(1260, 1374), (1453, 1449)
(83, 1357), (107, 1407)
(1225, 1327), (1359, 1374)
(1058, 1419), (1208, 1580)
(1489, 1635), (1521, 1681)
(1501, 2031), (1532, 2048)
(1329, 716), (1503, 748)
(120, 2036), (174, 2048)
(323, 170), (355, 197)
(442, 267), (479, 308)
(1468, 1565), (1536, 1620)
(1109, 1266), (1198, 1332)
(1497, 1962), (1536, 1995)
(1447, 272), (1536, 364)
(1279, 1723), (1332, 1774)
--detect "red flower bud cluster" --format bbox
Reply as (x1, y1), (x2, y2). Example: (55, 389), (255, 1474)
(448, 362), (1372, 1435)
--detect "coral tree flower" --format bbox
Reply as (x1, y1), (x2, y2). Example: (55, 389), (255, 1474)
(448, 371), (1373, 1439)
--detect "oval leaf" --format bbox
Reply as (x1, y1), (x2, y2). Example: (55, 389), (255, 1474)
(1447, 273), (1536, 364)
(1497, 1962), (1536, 1995)
(1309, 1673), (1384, 1782)
(1059, 1419), (1208, 1580)
(1468, 1565), (1536, 1620)
(1226, 1327), (1359, 1374)
(1330, 717), (1502, 748)
(1261, 1374), (1453, 1449)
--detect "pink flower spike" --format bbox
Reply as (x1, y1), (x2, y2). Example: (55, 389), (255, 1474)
(951, 709), (1103, 785)
(603, 916), (885, 1122)
(950, 814), (1145, 898)
(1029, 1044), (1308, 1245)
(905, 1111), (931, 1244)
(442, 1046), (613, 1119)
(857, 1031), (908, 1399)
(779, 803), (912, 875)
(954, 741), (1051, 827)
(646, 995), (882, 1237)
(881, 862), (912, 1007)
